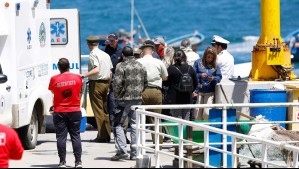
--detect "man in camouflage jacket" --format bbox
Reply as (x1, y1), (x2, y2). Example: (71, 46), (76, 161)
(111, 46), (148, 161)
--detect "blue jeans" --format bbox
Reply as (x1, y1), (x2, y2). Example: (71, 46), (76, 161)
(113, 100), (141, 157)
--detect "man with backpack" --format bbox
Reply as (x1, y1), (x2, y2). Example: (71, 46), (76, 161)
(165, 49), (198, 120)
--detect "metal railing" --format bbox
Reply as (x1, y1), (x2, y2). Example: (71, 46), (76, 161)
(132, 103), (299, 168)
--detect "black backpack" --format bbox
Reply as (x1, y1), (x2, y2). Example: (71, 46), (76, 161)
(174, 66), (193, 92)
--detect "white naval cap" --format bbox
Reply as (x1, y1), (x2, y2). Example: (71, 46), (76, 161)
(212, 35), (230, 44)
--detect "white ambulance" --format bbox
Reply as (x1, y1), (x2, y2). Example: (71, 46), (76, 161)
(0, 0), (80, 149)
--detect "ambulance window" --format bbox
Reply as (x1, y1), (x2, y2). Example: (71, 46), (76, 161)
(0, 65), (2, 74)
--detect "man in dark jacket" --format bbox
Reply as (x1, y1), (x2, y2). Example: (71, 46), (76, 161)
(104, 32), (123, 127)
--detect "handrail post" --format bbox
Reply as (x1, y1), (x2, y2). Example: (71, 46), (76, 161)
(141, 109), (146, 155)
(178, 123), (184, 168)
(261, 144), (268, 168)
(186, 125), (193, 168)
(222, 107), (228, 168)
(232, 136), (238, 168)
(136, 108), (141, 157)
(154, 116), (160, 168)
(204, 130), (210, 167)
(293, 152), (299, 168)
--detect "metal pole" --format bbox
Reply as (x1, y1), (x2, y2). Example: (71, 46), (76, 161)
(136, 108), (141, 157)
(186, 125), (193, 168)
(232, 137), (238, 168)
(261, 144), (268, 168)
(141, 111), (146, 155)
(293, 152), (299, 168)
(222, 107), (227, 168)
(204, 130), (210, 167)
(130, 0), (134, 47)
(154, 117), (160, 168)
(178, 124), (184, 168)
(132, 102), (299, 110)
(134, 8), (150, 40)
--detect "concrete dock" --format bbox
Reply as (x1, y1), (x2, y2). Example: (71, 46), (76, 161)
(9, 130), (174, 168)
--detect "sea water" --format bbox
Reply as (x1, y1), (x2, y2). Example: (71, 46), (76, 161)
(51, 0), (299, 66)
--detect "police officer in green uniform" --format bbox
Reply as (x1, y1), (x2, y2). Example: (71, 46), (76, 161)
(83, 36), (113, 143)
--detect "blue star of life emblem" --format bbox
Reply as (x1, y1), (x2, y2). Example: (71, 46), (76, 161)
(51, 22), (65, 37)
(27, 28), (31, 44)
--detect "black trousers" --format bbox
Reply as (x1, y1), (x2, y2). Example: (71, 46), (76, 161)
(53, 112), (82, 163)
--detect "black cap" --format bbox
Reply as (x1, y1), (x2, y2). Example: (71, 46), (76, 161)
(139, 40), (155, 50)
(108, 32), (119, 41)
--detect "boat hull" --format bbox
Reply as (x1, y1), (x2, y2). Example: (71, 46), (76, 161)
(166, 31), (205, 51)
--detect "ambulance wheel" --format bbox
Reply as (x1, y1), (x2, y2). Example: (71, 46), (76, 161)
(18, 109), (38, 150)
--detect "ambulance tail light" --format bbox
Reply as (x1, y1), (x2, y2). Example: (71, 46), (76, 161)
(47, 0), (50, 4)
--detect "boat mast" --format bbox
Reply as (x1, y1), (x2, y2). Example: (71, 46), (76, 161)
(135, 8), (150, 40)
(130, 0), (134, 47)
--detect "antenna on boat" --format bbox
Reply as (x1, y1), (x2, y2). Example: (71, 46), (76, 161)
(130, 0), (134, 47)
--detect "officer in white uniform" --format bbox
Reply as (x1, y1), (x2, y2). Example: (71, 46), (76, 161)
(212, 35), (234, 80)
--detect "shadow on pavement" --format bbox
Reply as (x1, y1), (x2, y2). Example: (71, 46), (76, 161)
(36, 140), (56, 146)
(81, 139), (115, 144)
(94, 157), (130, 162)
(30, 164), (61, 168)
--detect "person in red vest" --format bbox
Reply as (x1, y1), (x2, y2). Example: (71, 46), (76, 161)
(0, 124), (24, 168)
(153, 37), (166, 59)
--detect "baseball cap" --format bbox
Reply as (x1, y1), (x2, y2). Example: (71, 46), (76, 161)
(153, 37), (165, 45)
(108, 32), (119, 41)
